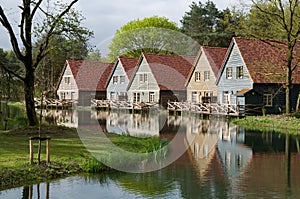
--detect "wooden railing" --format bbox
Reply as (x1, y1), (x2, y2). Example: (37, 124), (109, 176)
(167, 101), (247, 117)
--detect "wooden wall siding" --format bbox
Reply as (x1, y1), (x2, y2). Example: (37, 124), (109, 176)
(187, 52), (218, 102)
(250, 84), (300, 114)
(217, 44), (253, 104)
(127, 58), (160, 103)
(107, 61), (129, 101)
(57, 64), (79, 100)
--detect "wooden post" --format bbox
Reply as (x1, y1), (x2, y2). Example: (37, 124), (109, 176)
(29, 137), (51, 164)
(29, 138), (34, 164)
(46, 138), (51, 164)
(46, 182), (50, 199)
(296, 93), (300, 112)
(3, 119), (7, 130)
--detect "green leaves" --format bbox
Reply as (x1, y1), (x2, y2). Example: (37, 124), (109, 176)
(107, 16), (193, 61)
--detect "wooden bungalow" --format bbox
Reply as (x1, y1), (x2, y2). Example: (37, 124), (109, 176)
(106, 56), (139, 101)
(56, 60), (114, 106)
(186, 46), (227, 103)
(127, 53), (195, 107)
(216, 37), (300, 114)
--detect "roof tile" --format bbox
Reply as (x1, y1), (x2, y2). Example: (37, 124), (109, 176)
(143, 53), (195, 90)
(68, 60), (114, 91)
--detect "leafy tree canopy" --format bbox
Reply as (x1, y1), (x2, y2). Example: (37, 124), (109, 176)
(180, 0), (235, 47)
(108, 16), (199, 61)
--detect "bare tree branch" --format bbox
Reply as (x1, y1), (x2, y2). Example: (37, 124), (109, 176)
(34, 0), (79, 68)
(0, 6), (25, 62)
(0, 61), (25, 82)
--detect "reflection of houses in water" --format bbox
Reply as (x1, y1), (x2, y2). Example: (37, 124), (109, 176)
(106, 111), (165, 137)
(217, 123), (253, 178)
(186, 119), (219, 159)
(43, 109), (78, 128)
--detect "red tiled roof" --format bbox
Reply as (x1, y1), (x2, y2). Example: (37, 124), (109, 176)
(68, 60), (114, 91)
(119, 56), (139, 80)
(143, 53), (195, 90)
(203, 46), (227, 77)
(234, 37), (300, 84)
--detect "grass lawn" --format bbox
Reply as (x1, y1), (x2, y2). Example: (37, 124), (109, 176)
(231, 115), (300, 134)
(0, 124), (168, 190)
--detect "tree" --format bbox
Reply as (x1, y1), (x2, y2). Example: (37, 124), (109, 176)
(250, 0), (300, 114)
(35, 34), (91, 98)
(180, 0), (234, 47)
(0, 0), (93, 125)
(0, 49), (24, 102)
(108, 16), (188, 61)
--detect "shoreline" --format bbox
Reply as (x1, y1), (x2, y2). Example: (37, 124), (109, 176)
(0, 125), (167, 191)
(231, 115), (300, 134)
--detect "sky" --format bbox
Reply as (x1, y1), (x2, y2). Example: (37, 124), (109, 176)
(0, 0), (242, 52)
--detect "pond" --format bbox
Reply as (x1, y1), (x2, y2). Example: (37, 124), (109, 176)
(1, 109), (300, 198)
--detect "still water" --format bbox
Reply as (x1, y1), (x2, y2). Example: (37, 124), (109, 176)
(1, 109), (300, 198)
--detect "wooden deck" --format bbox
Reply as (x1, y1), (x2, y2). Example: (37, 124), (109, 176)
(167, 101), (246, 117)
(35, 98), (75, 109)
(91, 99), (158, 111)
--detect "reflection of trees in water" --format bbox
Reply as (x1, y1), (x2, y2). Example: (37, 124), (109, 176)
(22, 183), (49, 199)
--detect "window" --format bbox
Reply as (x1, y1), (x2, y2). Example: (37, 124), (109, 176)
(192, 92), (198, 103)
(120, 76), (125, 84)
(195, 72), (201, 82)
(110, 92), (116, 100)
(61, 92), (65, 99)
(144, 74), (148, 82)
(119, 92), (127, 101)
(139, 74), (144, 82)
(223, 91), (230, 104)
(264, 94), (273, 107)
(139, 73), (148, 83)
(64, 77), (70, 84)
(226, 67), (232, 79)
(149, 92), (155, 102)
(237, 66), (244, 79)
(204, 71), (210, 81)
(113, 76), (118, 84)
(133, 93), (140, 103)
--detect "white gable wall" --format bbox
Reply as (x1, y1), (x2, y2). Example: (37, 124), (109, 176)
(107, 61), (130, 101)
(57, 64), (79, 100)
(187, 52), (218, 103)
(127, 58), (160, 103)
(217, 43), (253, 104)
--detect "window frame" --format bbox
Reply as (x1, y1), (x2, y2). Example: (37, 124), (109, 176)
(195, 72), (201, 82)
(236, 66), (244, 79)
(120, 76), (125, 84)
(64, 77), (70, 84)
(226, 67), (233, 79)
(113, 76), (118, 84)
(149, 92), (155, 103)
(204, 71), (210, 81)
(263, 93), (273, 107)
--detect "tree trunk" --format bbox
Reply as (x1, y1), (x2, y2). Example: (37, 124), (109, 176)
(24, 69), (38, 126)
(285, 44), (293, 114)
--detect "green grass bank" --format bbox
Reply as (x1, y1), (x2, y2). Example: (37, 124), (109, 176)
(231, 115), (300, 134)
(0, 125), (168, 191)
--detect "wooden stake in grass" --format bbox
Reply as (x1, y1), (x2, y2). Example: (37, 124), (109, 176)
(29, 137), (51, 165)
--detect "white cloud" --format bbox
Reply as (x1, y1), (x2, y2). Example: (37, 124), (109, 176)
(0, 0), (241, 50)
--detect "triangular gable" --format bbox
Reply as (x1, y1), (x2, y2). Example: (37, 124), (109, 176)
(106, 56), (139, 89)
(217, 37), (300, 85)
(60, 60), (114, 92)
(186, 46), (227, 86)
(56, 60), (81, 92)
